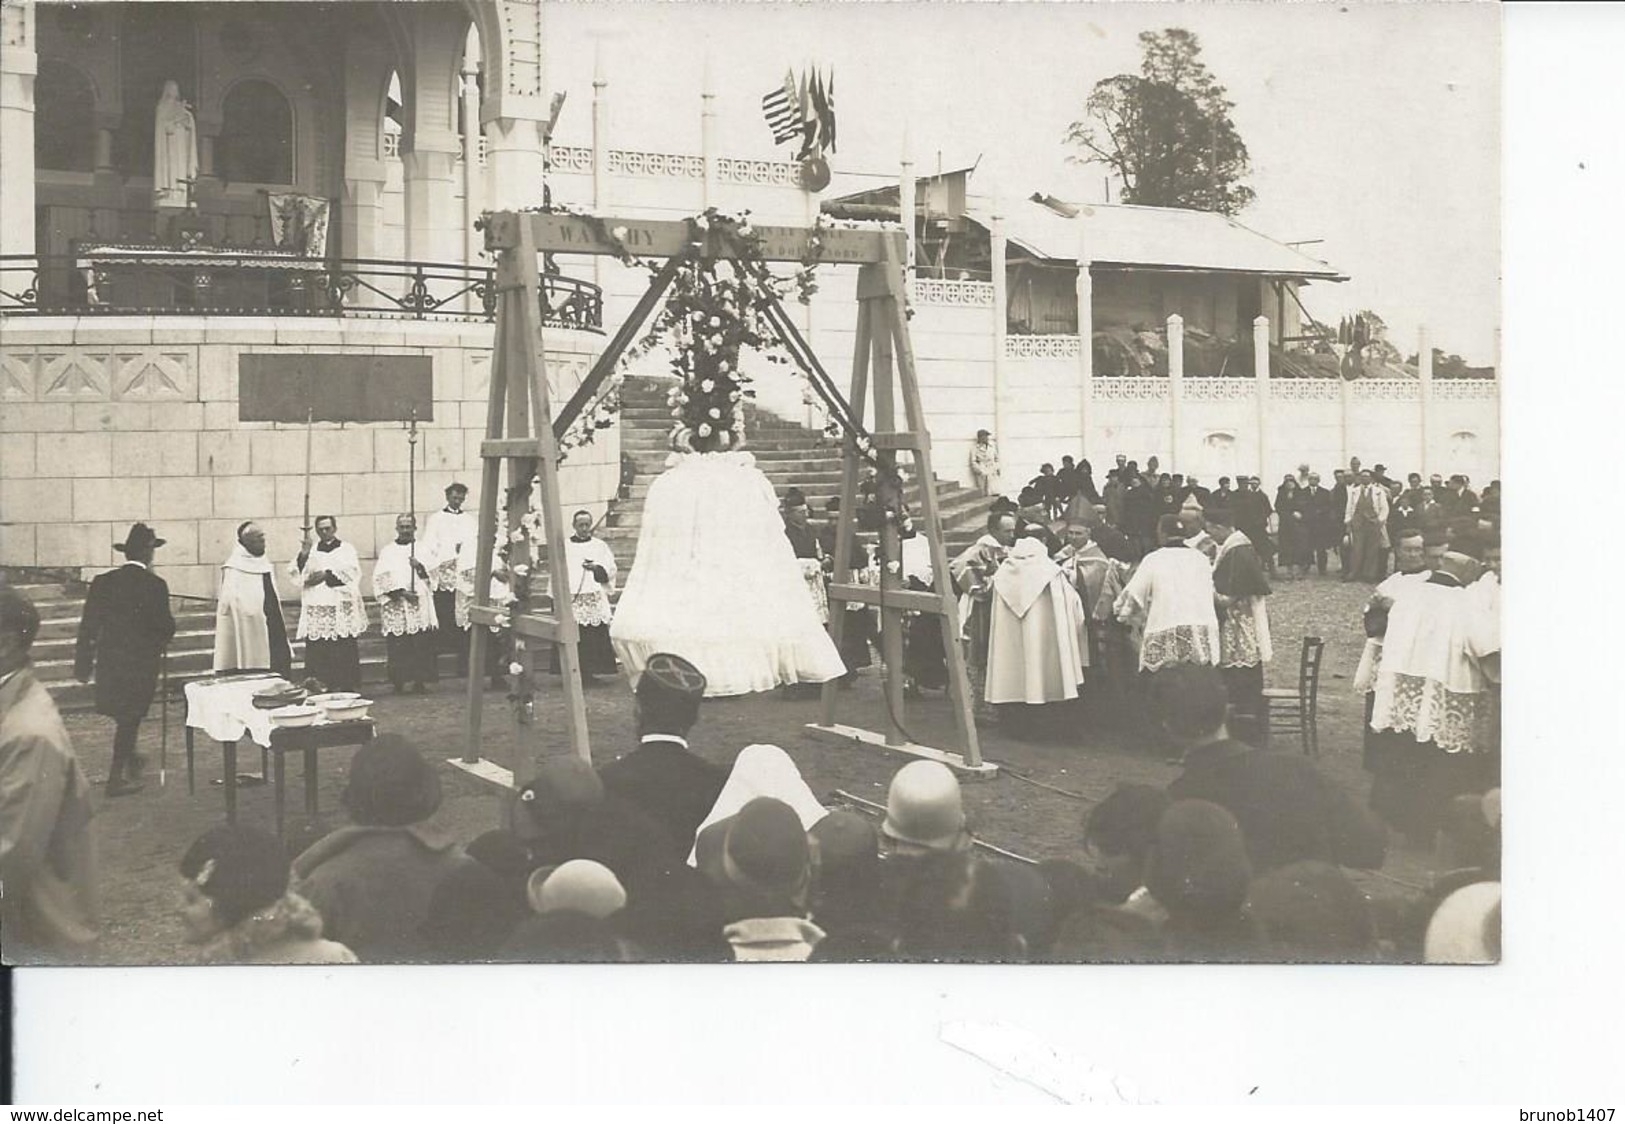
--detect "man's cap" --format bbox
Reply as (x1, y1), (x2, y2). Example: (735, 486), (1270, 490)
(783, 487), (808, 508)
(635, 652), (707, 701)
(114, 522), (166, 553)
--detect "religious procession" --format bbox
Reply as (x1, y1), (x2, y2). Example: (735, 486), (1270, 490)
(0, 0), (1503, 972)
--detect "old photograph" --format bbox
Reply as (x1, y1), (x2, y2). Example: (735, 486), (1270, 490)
(0, 0), (1502, 971)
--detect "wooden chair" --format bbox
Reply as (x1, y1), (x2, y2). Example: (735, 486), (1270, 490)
(1263, 636), (1325, 755)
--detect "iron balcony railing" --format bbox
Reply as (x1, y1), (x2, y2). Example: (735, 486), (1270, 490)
(0, 252), (603, 331)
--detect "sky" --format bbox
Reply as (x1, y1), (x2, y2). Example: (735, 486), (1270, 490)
(541, 0), (1501, 365)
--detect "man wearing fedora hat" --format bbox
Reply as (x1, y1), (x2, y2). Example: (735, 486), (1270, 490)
(74, 523), (177, 796)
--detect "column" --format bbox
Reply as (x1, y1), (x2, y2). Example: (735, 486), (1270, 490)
(899, 126), (915, 281)
(990, 200), (1008, 461)
(1167, 313), (1185, 472)
(461, 63), (482, 261)
(1075, 223), (1093, 457)
(1417, 323), (1433, 478)
(483, 116), (546, 211)
(0, 0), (37, 260)
(700, 55), (718, 209)
(403, 143), (462, 265)
(590, 43), (611, 291)
(1253, 314), (1271, 480)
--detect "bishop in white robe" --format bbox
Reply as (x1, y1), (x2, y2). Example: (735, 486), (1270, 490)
(985, 537), (1089, 712)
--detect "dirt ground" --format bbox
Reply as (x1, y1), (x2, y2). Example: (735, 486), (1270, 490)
(61, 571), (1436, 965)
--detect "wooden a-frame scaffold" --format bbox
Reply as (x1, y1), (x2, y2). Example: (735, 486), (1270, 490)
(461, 210), (992, 785)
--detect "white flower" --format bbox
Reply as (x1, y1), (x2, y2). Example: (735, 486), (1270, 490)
(511, 563), (529, 577)
(886, 560), (901, 575)
(707, 407), (721, 419)
(708, 316), (721, 328)
(698, 423), (713, 436)
(509, 530), (526, 544)
(718, 360), (731, 374)
(700, 379), (715, 393)
(691, 309), (705, 322)
(611, 226), (629, 242)
(508, 661), (525, 676)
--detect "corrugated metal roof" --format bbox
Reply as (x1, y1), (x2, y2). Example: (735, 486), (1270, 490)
(966, 195), (1346, 281)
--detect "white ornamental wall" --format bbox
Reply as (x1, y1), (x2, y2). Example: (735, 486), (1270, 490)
(0, 318), (612, 597)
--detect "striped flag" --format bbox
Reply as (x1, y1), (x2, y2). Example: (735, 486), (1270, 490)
(761, 69), (802, 145)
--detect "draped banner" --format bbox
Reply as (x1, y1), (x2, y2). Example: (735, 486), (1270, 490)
(266, 192), (330, 258)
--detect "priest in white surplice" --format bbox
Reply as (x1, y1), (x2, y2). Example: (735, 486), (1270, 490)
(985, 536), (1089, 724)
(213, 521), (293, 676)
(290, 515), (366, 693)
(372, 513), (439, 694)
(422, 482), (476, 677)
(549, 509), (619, 681)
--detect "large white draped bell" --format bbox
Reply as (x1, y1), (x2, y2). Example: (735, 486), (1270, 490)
(610, 451), (846, 696)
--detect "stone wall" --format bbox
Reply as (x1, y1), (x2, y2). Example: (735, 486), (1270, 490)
(0, 316), (613, 597)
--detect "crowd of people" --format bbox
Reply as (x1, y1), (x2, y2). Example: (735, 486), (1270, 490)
(0, 441), (1499, 966)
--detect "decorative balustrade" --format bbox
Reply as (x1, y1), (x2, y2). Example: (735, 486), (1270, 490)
(1004, 334), (1080, 359)
(1350, 378), (1421, 401)
(0, 253), (603, 330)
(1182, 377), (1259, 401)
(1431, 378), (1498, 400)
(1091, 377), (1170, 401)
(608, 148), (706, 179)
(911, 278), (995, 307)
(1268, 378), (1342, 401)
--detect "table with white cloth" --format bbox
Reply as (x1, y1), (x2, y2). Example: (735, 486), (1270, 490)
(183, 672), (375, 834)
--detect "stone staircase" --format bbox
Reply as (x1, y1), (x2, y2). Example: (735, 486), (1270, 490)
(599, 375), (994, 571)
(12, 578), (420, 714)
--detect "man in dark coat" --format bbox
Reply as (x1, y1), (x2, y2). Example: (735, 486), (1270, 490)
(1158, 666), (1386, 874)
(599, 652), (726, 857)
(74, 523), (176, 797)
(1329, 470), (1353, 574)
(1304, 472), (1339, 576)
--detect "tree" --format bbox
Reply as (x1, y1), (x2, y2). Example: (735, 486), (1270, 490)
(1066, 29), (1255, 215)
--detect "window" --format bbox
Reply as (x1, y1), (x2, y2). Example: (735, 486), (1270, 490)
(36, 60), (96, 172)
(219, 79), (292, 184)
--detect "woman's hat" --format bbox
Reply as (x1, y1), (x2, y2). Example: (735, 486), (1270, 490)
(114, 522), (166, 553)
(340, 735), (442, 827)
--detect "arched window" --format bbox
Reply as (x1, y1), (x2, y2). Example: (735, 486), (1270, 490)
(219, 79), (292, 184)
(35, 60), (96, 172)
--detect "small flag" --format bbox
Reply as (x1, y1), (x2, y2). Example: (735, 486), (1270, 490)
(797, 68), (821, 161)
(762, 69), (802, 145)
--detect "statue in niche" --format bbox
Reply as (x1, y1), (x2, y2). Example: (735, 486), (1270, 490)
(153, 79), (198, 210)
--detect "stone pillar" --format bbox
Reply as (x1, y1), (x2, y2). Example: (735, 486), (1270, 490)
(1339, 366), (1353, 469)
(402, 143), (462, 264)
(1417, 323), (1433, 478)
(461, 64), (482, 259)
(700, 55), (718, 209)
(0, 0), (37, 261)
(899, 127), (915, 282)
(484, 115), (546, 210)
(592, 43), (610, 291)
(1253, 314), (1271, 480)
(94, 125), (115, 174)
(990, 201), (1008, 460)
(1167, 313), (1185, 472)
(1075, 223), (1093, 458)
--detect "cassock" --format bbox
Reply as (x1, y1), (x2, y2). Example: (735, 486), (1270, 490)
(373, 541), (439, 690)
(551, 534), (619, 676)
(1212, 530), (1274, 723)
(1366, 571), (1500, 841)
(1055, 539), (1111, 646)
(949, 534), (1007, 663)
(985, 537), (1088, 705)
(901, 532), (947, 691)
(213, 544), (292, 676)
(290, 539), (366, 693)
(1116, 544), (1220, 673)
(422, 505), (478, 667)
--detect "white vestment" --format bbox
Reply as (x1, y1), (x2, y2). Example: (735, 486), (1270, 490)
(373, 541), (439, 636)
(214, 545), (280, 671)
(421, 506), (478, 593)
(610, 452), (845, 696)
(1370, 575), (1500, 754)
(985, 537), (1089, 704)
(289, 541), (367, 641)
(1116, 544), (1220, 672)
(553, 535), (618, 627)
